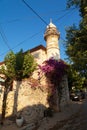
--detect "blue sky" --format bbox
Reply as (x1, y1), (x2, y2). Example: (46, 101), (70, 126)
(0, 0), (81, 62)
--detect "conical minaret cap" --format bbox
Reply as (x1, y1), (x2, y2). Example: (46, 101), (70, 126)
(44, 21), (60, 41)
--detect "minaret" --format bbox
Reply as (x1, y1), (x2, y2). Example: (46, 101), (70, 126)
(44, 21), (60, 60)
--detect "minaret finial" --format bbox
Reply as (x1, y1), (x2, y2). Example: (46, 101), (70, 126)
(50, 18), (52, 23)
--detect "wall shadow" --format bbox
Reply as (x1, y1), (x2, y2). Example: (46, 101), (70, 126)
(0, 100), (84, 129)
(0, 103), (47, 128)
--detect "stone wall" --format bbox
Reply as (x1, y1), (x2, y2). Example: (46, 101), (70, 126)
(0, 79), (48, 124)
(60, 75), (70, 107)
(0, 75), (70, 124)
(31, 49), (46, 64)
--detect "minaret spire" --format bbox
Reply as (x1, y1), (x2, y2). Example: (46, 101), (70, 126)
(44, 21), (60, 60)
(50, 18), (52, 23)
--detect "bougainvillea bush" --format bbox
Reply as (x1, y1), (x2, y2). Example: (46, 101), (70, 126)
(39, 58), (68, 85)
(39, 58), (68, 107)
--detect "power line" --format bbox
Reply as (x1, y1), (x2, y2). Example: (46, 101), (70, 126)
(22, 0), (48, 25)
(0, 39), (44, 58)
(0, 8), (75, 25)
(0, 5), (77, 58)
(42, 8), (75, 16)
(0, 19), (20, 25)
(0, 7), (76, 57)
(0, 29), (44, 57)
(57, 9), (77, 28)
(0, 25), (12, 51)
(55, 8), (76, 22)
(12, 29), (44, 50)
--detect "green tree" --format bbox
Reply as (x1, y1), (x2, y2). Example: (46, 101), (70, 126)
(2, 51), (16, 79)
(23, 51), (37, 78)
(66, 0), (87, 81)
(67, 65), (84, 91)
(0, 49), (37, 124)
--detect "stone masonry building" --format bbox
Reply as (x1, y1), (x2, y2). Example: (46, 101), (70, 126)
(0, 21), (70, 124)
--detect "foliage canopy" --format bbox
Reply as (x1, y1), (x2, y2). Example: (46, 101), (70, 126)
(0, 49), (37, 81)
(66, 0), (87, 82)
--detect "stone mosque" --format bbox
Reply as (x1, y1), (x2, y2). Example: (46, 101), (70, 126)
(0, 21), (70, 124)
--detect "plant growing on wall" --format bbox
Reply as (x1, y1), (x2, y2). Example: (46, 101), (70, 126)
(0, 49), (37, 124)
(39, 58), (68, 110)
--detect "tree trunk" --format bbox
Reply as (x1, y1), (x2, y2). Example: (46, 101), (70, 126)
(12, 81), (21, 117)
(1, 88), (8, 124)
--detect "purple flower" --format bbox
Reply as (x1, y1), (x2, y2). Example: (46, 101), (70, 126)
(39, 58), (68, 86)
